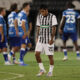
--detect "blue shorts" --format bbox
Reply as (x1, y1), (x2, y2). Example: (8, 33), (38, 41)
(0, 35), (7, 49)
(62, 32), (77, 42)
(20, 37), (31, 45)
(9, 37), (21, 48)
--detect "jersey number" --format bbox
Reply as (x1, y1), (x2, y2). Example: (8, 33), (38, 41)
(18, 18), (22, 26)
(66, 15), (75, 23)
(8, 18), (14, 27)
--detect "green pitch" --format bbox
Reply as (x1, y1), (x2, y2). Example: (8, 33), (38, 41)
(0, 52), (80, 80)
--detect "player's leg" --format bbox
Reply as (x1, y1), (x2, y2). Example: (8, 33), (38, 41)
(71, 33), (80, 60)
(2, 37), (12, 65)
(47, 55), (54, 77)
(62, 33), (68, 61)
(45, 44), (54, 77)
(23, 38), (32, 57)
(23, 43), (32, 57)
(35, 43), (46, 76)
(73, 41), (80, 59)
(19, 44), (27, 65)
(9, 47), (19, 64)
(0, 49), (2, 52)
(2, 47), (11, 65)
(8, 37), (19, 64)
(63, 40), (68, 60)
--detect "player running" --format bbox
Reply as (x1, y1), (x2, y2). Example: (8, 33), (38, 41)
(0, 7), (11, 65)
(59, 2), (80, 61)
(35, 4), (57, 77)
(17, 3), (32, 66)
(8, 3), (20, 64)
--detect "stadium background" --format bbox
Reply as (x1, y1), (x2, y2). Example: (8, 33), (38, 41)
(0, 0), (80, 51)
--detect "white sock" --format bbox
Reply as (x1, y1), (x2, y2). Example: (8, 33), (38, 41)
(39, 63), (45, 71)
(49, 65), (54, 73)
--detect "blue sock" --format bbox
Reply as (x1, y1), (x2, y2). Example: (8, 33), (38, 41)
(13, 57), (16, 61)
(10, 50), (14, 56)
(63, 49), (67, 56)
(3, 52), (8, 62)
(76, 51), (80, 57)
(20, 48), (26, 62)
(23, 48), (29, 57)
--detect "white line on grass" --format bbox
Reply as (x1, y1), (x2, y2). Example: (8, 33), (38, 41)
(0, 72), (24, 80)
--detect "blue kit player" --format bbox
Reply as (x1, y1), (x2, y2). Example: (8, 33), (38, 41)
(59, 2), (80, 61)
(0, 7), (11, 65)
(17, 3), (32, 65)
(8, 3), (20, 64)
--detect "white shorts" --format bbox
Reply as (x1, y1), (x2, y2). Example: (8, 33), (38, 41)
(35, 41), (54, 55)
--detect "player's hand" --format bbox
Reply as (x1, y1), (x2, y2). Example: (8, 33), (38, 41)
(27, 31), (30, 37)
(22, 34), (27, 39)
(49, 40), (54, 45)
(1, 35), (4, 42)
(59, 29), (63, 35)
(16, 30), (19, 36)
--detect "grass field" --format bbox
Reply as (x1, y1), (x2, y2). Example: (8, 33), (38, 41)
(0, 52), (80, 80)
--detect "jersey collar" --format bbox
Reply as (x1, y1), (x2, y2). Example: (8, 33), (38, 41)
(21, 10), (26, 14)
(67, 8), (74, 10)
(11, 11), (16, 14)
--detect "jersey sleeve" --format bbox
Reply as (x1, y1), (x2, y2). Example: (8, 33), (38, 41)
(76, 12), (80, 19)
(0, 18), (3, 27)
(62, 11), (66, 17)
(13, 13), (18, 20)
(36, 15), (40, 26)
(52, 15), (58, 26)
(22, 14), (27, 22)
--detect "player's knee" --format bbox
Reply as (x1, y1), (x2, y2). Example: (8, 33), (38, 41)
(3, 48), (7, 52)
(0, 49), (2, 53)
(28, 43), (32, 48)
(35, 52), (40, 57)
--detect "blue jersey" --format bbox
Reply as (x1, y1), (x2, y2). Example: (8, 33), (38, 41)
(62, 9), (80, 33)
(17, 10), (29, 37)
(0, 15), (7, 36)
(8, 11), (17, 37)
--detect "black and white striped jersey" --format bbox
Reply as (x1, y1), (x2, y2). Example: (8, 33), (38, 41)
(36, 13), (58, 44)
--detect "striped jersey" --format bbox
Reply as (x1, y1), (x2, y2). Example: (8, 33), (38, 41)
(36, 13), (58, 43)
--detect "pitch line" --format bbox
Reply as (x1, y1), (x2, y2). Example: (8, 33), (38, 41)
(0, 72), (24, 80)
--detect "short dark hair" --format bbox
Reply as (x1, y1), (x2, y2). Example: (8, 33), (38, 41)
(22, 2), (29, 9)
(10, 3), (17, 11)
(66, 2), (75, 8)
(40, 4), (48, 10)
(0, 7), (5, 14)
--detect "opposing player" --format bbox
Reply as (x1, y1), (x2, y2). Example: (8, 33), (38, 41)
(17, 3), (31, 65)
(0, 7), (11, 65)
(59, 2), (80, 61)
(8, 3), (20, 64)
(35, 4), (57, 77)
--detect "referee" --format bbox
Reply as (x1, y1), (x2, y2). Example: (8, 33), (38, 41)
(35, 4), (58, 77)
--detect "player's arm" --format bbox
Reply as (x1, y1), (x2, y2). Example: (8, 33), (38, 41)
(59, 15), (65, 35)
(22, 20), (28, 39)
(49, 15), (57, 45)
(36, 15), (40, 42)
(0, 25), (4, 42)
(14, 19), (18, 36)
(36, 26), (40, 42)
(28, 22), (32, 37)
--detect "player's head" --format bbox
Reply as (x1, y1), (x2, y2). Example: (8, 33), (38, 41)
(66, 2), (75, 9)
(22, 2), (30, 15)
(10, 3), (18, 12)
(0, 7), (6, 16)
(40, 4), (48, 16)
